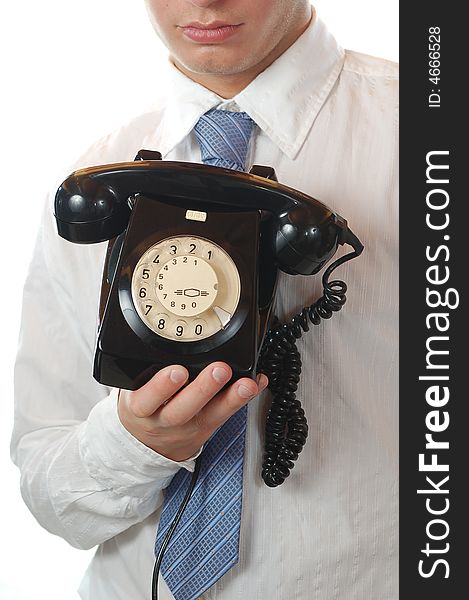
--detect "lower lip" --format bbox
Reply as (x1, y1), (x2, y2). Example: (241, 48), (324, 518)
(180, 25), (242, 43)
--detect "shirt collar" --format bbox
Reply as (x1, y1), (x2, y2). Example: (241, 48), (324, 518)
(151, 11), (344, 160)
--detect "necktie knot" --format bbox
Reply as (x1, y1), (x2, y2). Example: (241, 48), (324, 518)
(193, 108), (255, 172)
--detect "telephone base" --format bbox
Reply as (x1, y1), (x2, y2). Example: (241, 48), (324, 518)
(93, 347), (256, 391)
(93, 195), (274, 390)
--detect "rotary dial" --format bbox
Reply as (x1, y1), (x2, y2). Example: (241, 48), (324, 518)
(131, 236), (241, 341)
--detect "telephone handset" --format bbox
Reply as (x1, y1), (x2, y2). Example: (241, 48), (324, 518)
(54, 150), (363, 487)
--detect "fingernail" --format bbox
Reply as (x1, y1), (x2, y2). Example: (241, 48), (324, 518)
(238, 384), (255, 399)
(256, 374), (269, 391)
(212, 366), (230, 384)
(170, 368), (187, 384)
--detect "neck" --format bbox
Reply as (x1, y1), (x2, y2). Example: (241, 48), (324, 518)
(171, 11), (312, 99)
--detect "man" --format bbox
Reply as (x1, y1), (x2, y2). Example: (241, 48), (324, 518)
(12, 1), (398, 599)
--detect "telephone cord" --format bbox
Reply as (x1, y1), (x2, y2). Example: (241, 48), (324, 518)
(152, 454), (203, 600)
(257, 249), (360, 487)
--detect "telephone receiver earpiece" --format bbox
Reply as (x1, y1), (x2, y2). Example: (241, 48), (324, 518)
(55, 159), (363, 275)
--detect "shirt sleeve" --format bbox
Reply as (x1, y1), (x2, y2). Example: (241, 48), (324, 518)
(11, 190), (202, 551)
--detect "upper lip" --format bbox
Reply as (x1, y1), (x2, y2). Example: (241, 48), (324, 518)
(180, 21), (241, 30)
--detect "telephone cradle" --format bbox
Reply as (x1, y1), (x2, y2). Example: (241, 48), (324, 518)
(54, 149), (364, 488)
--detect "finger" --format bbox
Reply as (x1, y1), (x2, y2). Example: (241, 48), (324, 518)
(157, 362), (232, 426)
(127, 365), (189, 418)
(197, 373), (269, 432)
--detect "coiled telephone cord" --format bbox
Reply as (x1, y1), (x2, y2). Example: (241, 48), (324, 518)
(257, 249), (359, 487)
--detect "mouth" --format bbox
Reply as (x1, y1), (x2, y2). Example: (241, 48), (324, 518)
(178, 21), (244, 43)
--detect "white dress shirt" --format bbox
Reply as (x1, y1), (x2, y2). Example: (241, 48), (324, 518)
(11, 13), (398, 600)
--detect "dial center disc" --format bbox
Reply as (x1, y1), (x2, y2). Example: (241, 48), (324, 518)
(155, 255), (218, 317)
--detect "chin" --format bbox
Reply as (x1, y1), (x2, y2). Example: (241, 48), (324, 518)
(178, 48), (254, 76)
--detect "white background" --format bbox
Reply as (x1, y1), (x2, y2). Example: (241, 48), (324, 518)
(0, 1), (398, 598)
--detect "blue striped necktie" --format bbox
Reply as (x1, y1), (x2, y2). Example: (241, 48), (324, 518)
(154, 108), (256, 600)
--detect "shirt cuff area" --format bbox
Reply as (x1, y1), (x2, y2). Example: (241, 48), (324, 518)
(79, 389), (204, 493)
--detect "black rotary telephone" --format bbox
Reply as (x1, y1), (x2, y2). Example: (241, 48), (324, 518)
(55, 150), (364, 600)
(54, 149), (363, 488)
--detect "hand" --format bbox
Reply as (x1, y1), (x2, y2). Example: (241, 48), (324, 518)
(118, 362), (268, 462)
